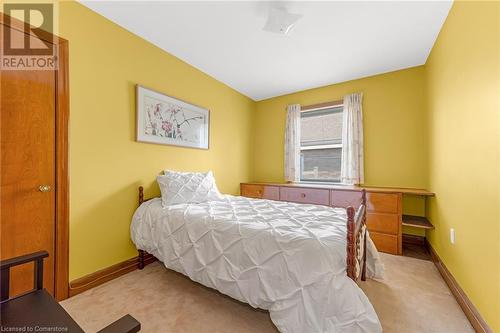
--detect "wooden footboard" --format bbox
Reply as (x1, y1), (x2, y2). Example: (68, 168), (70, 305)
(137, 186), (367, 282)
(346, 189), (367, 282)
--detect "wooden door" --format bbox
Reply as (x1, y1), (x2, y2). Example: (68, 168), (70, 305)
(1, 24), (57, 297)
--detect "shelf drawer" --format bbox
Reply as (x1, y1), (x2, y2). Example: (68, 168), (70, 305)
(369, 231), (399, 254)
(240, 184), (279, 200)
(366, 213), (399, 235)
(279, 187), (329, 205)
(330, 190), (362, 208)
(366, 192), (400, 214)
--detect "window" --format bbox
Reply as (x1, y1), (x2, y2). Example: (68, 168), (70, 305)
(300, 105), (343, 182)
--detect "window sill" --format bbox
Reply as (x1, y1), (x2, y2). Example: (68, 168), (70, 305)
(294, 181), (347, 186)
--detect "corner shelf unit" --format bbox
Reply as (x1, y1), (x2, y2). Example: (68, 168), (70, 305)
(402, 214), (434, 230)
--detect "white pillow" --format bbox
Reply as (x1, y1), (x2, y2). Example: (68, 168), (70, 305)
(157, 170), (223, 206)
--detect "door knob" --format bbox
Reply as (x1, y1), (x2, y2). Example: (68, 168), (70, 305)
(39, 185), (51, 192)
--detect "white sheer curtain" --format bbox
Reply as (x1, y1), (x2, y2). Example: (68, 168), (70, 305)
(284, 104), (301, 182)
(341, 93), (364, 185)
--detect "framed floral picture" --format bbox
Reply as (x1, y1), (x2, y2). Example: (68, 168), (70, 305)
(136, 85), (209, 149)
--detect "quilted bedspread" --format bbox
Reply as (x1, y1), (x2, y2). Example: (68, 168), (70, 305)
(131, 195), (382, 333)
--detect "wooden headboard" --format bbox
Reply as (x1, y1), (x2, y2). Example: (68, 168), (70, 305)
(138, 186), (155, 205)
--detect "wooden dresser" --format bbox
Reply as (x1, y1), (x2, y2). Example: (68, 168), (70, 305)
(240, 182), (434, 255)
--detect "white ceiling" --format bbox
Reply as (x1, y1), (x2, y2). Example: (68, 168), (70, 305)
(81, 1), (452, 101)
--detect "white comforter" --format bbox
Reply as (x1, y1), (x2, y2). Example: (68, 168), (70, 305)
(131, 195), (382, 333)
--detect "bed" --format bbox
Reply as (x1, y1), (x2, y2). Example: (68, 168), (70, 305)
(131, 186), (382, 333)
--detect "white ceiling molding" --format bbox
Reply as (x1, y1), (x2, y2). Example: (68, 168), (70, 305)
(80, 1), (452, 101)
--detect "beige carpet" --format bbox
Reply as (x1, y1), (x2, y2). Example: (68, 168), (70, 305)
(61, 254), (473, 333)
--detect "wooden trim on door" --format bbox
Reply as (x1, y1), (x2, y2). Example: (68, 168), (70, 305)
(68, 253), (156, 297)
(54, 39), (70, 301)
(426, 240), (492, 333)
(1, 13), (70, 301)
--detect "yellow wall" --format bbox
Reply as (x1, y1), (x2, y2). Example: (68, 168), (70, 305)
(253, 66), (428, 189)
(58, 2), (255, 280)
(425, 1), (500, 330)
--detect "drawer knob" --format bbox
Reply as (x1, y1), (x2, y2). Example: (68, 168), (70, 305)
(301, 193), (306, 198)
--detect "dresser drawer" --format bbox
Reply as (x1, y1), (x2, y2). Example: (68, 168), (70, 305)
(279, 187), (330, 205)
(369, 232), (399, 254)
(330, 190), (362, 208)
(366, 192), (400, 214)
(366, 213), (399, 235)
(240, 184), (279, 200)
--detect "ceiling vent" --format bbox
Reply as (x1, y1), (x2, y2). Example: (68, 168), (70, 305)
(263, 7), (302, 35)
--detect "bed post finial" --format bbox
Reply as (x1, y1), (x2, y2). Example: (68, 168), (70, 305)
(139, 186), (144, 205)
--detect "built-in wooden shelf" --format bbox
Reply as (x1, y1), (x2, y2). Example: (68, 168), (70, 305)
(402, 215), (434, 229)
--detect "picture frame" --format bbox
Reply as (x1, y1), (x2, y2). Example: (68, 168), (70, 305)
(136, 85), (210, 149)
